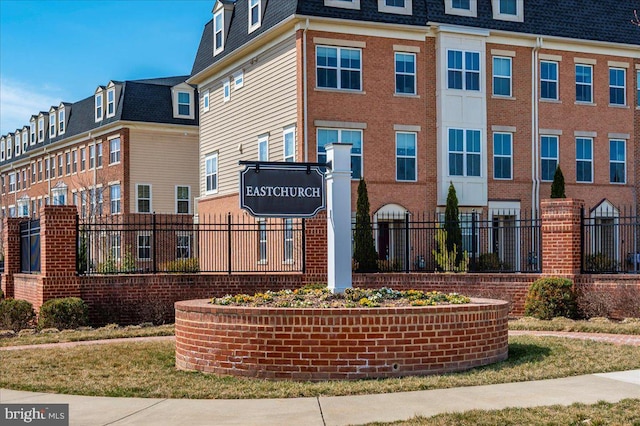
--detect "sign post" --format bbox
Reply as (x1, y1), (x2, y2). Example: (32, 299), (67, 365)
(325, 143), (352, 293)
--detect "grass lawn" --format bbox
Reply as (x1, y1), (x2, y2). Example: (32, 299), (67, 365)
(366, 399), (640, 425)
(1, 335), (639, 399)
(509, 317), (640, 335)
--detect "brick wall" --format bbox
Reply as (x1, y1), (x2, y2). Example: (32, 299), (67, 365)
(175, 298), (509, 381)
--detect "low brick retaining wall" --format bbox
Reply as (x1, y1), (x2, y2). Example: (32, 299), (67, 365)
(175, 298), (509, 381)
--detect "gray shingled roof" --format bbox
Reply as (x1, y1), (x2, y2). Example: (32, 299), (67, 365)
(191, 0), (639, 77)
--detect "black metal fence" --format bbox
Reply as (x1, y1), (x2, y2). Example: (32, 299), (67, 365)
(353, 210), (541, 273)
(20, 219), (41, 273)
(77, 213), (305, 275)
(582, 205), (640, 274)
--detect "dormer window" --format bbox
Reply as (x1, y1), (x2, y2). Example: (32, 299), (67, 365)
(446, 0), (477, 17)
(492, 0), (523, 22)
(0, 138), (5, 161)
(58, 109), (65, 135)
(49, 111), (56, 138)
(171, 83), (195, 119)
(106, 87), (116, 117)
(14, 133), (21, 156)
(22, 130), (28, 152)
(324, 0), (360, 9)
(248, 0), (261, 32)
(213, 10), (224, 55)
(30, 120), (36, 144)
(95, 92), (104, 122)
(378, 0), (412, 15)
(178, 92), (191, 115)
(7, 135), (12, 159)
(38, 117), (45, 142)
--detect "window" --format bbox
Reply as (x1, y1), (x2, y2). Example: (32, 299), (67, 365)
(205, 153), (218, 193)
(395, 52), (416, 95)
(45, 158), (50, 180)
(448, 128), (481, 177)
(258, 135), (269, 161)
(223, 80), (230, 102)
(65, 152), (71, 175)
(137, 184), (151, 213)
(110, 234), (121, 261)
(213, 10), (224, 55)
(110, 137), (121, 164)
(493, 57), (512, 97)
(609, 67), (626, 106)
(445, 0), (477, 16)
(610, 139), (625, 184)
(202, 90), (210, 112)
(95, 93), (103, 121)
(138, 233), (151, 260)
(284, 218), (294, 262)
(499, 0), (516, 14)
(95, 189), (104, 216)
(89, 145), (96, 169)
(58, 109), (65, 134)
(325, 0), (360, 10)
(258, 220), (267, 263)
(316, 46), (362, 91)
(110, 184), (121, 214)
(396, 132), (417, 181)
(575, 64), (593, 103)
(30, 121), (36, 144)
(317, 128), (362, 179)
(80, 148), (86, 171)
(176, 186), (190, 214)
(576, 138), (593, 183)
(22, 131), (28, 152)
(97, 142), (103, 167)
(540, 135), (558, 181)
(492, 0), (523, 20)
(637, 70), (640, 107)
(493, 133), (512, 179)
(540, 61), (558, 100)
(57, 155), (63, 177)
(284, 127), (295, 162)
(177, 233), (191, 259)
(9, 173), (15, 192)
(447, 50), (480, 91)
(7, 136), (12, 159)
(38, 160), (42, 181)
(38, 118), (44, 142)
(49, 113), (56, 137)
(16, 173), (20, 191)
(72, 150), (77, 173)
(379, 0), (412, 15)
(49, 157), (55, 179)
(107, 88), (115, 117)
(14, 134), (20, 156)
(248, 0), (261, 32)
(177, 92), (190, 116)
(453, 0), (470, 9)
(0, 139), (4, 161)
(233, 70), (244, 89)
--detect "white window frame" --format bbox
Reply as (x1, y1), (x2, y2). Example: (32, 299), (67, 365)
(609, 67), (626, 106)
(258, 134), (269, 161)
(176, 232), (192, 259)
(137, 232), (152, 261)
(49, 112), (56, 138)
(58, 109), (65, 135)
(316, 128), (363, 180)
(136, 184), (152, 214)
(445, 0), (477, 17)
(21, 130), (27, 153)
(283, 127), (295, 162)
(9, 173), (16, 193)
(378, 0), (412, 15)
(177, 91), (191, 117)
(30, 120), (36, 144)
(395, 52), (416, 95)
(248, 0), (261, 33)
(202, 90), (210, 112)
(609, 139), (626, 184)
(38, 118), (45, 142)
(110, 233), (121, 261)
(492, 132), (513, 180)
(7, 136), (12, 159)
(540, 60), (559, 101)
(233, 70), (244, 89)
(95, 92), (103, 122)
(14, 133), (20, 156)
(491, 0), (523, 22)
(176, 185), (190, 214)
(447, 50), (481, 91)
(109, 137), (121, 164)
(575, 64), (593, 104)
(576, 137), (593, 183)
(110, 184), (121, 215)
(106, 87), (116, 118)
(0, 138), (4, 161)
(447, 128), (482, 177)
(492, 56), (512, 97)
(213, 9), (224, 56)
(223, 80), (230, 102)
(283, 218), (294, 263)
(324, 0), (360, 10)
(540, 135), (559, 182)
(258, 219), (267, 264)
(205, 153), (218, 194)
(395, 131), (417, 182)
(316, 45), (362, 92)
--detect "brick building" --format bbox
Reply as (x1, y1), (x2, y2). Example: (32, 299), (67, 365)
(189, 0), (639, 269)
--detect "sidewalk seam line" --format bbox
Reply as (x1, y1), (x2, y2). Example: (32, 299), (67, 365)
(317, 396), (326, 426)
(101, 398), (168, 426)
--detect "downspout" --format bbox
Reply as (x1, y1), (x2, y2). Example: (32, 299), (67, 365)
(531, 37), (543, 218)
(303, 18), (309, 162)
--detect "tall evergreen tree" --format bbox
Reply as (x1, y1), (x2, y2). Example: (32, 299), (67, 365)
(353, 179), (378, 272)
(550, 166), (566, 198)
(444, 182), (463, 265)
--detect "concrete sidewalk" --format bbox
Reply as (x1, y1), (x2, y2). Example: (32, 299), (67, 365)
(2, 370), (639, 426)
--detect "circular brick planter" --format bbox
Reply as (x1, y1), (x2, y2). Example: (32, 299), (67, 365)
(175, 298), (509, 381)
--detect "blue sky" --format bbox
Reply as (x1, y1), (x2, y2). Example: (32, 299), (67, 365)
(0, 0), (214, 135)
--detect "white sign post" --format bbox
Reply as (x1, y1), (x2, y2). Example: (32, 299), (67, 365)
(325, 143), (352, 294)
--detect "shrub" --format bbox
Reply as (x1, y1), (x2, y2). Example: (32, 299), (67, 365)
(353, 179), (378, 272)
(584, 253), (619, 273)
(476, 253), (504, 271)
(38, 297), (89, 330)
(524, 277), (578, 320)
(162, 258), (199, 272)
(550, 166), (566, 198)
(0, 299), (35, 331)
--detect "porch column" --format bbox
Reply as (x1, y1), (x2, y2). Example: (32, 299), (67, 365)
(325, 143), (352, 294)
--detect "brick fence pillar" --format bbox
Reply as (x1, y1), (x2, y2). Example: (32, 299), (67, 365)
(304, 212), (328, 283)
(1, 217), (26, 298)
(541, 198), (584, 276)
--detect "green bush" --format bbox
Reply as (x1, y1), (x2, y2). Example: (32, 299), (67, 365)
(524, 277), (578, 320)
(38, 297), (89, 330)
(0, 299), (35, 331)
(162, 258), (199, 272)
(585, 253), (618, 273)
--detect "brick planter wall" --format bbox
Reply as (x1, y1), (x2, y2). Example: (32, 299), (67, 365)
(175, 298), (509, 381)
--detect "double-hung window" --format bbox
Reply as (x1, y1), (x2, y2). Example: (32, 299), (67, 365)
(38, 118), (44, 142)
(22, 131), (28, 152)
(107, 88), (115, 117)
(258, 135), (269, 161)
(317, 128), (362, 179)
(72, 150), (78, 173)
(395, 52), (416, 95)
(575, 64), (593, 103)
(213, 10), (224, 55)
(202, 90), (210, 112)
(0, 139), (4, 161)
(396, 132), (417, 181)
(176, 186), (190, 214)
(452, 0), (470, 9)
(493, 133), (512, 179)
(177, 233), (191, 259)
(540, 61), (558, 100)
(9, 173), (16, 193)
(248, 0), (261, 32)
(223, 81), (230, 102)
(45, 158), (50, 180)
(448, 129), (481, 177)
(499, 0), (516, 14)
(609, 139), (626, 184)
(49, 114), (56, 138)
(30, 122), (36, 144)
(316, 46), (362, 91)
(109, 138), (121, 164)
(258, 220), (267, 263)
(447, 50), (480, 91)
(576, 138), (593, 183)
(492, 57), (512, 97)
(110, 184), (121, 214)
(6, 136), (12, 159)
(284, 127), (295, 162)
(138, 232), (151, 260)
(178, 92), (191, 116)
(14, 134), (20, 156)
(97, 143), (103, 167)
(540, 136), (558, 182)
(609, 67), (626, 106)
(205, 153), (218, 193)
(283, 218), (294, 262)
(137, 184), (151, 213)
(80, 148), (86, 171)
(58, 109), (65, 134)
(65, 152), (71, 175)
(95, 93), (103, 121)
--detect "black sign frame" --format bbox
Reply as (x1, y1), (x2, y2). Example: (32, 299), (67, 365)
(239, 161), (327, 218)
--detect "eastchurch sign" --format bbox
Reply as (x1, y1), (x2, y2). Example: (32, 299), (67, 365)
(239, 161), (326, 218)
